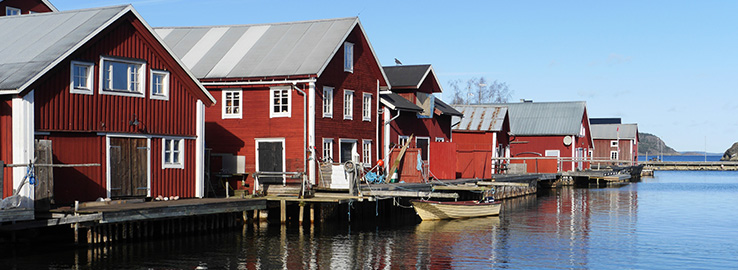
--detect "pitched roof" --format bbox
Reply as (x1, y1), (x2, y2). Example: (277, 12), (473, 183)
(452, 105), (507, 132)
(435, 98), (462, 116)
(0, 5), (214, 104)
(155, 17), (387, 82)
(505, 101), (587, 135)
(41, 0), (58, 12)
(591, 123), (638, 140)
(380, 93), (422, 112)
(383, 64), (441, 92)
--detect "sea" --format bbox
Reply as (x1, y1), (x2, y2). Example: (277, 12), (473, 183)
(3, 169), (738, 269)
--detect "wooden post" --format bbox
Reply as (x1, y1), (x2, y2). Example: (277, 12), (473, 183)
(299, 203), (305, 225)
(310, 204), (315, 224)
(280, 200), (287, 224)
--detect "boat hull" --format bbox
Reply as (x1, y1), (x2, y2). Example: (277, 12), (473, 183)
(411, 200), (501, 220)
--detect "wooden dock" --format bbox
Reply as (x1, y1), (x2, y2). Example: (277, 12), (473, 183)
(564, 171), (631, 186)
(642, 161), (738, 171)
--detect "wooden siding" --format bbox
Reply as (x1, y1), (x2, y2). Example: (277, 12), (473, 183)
(314, 26), (386, 170)
(40, 133), (106, 204)
(34, 15), (201, 136)
(593, 138), (637, 163)
(204, 86), (306, 188)
(429, 141), (456, 180)
(1, 98), (12, 198)
(150, 138), (196, 198)
(0, 0), (54, 15)
(388, 113), (453, 147)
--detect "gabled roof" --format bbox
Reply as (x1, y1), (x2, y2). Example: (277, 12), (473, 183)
(41, 0), (58, 12)
(452, 105), (508, 132)
(591, 123), (638, 140)
(155, 17), (388, 84)
(0, 5), (214, 104)
(380, 93), (422, 112)
(505, 101), (587, 136)
(435, 98), (462, 116)
(383, 64), (441, 92)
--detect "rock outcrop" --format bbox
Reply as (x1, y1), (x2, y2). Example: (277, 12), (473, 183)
(721, 142), (738, 161)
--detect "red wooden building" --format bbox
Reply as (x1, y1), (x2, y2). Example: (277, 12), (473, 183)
(451, 105), (511, 178)
(505, 101), (593, 173)
(380, 65), (462, 181)
(1, 0), (56, 16)
(156, 17), (388, 192)
(0, 5), (215, 207)
(590, 123), (639, 166)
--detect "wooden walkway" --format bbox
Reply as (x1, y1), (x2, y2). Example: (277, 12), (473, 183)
(642, 161), (738, 171)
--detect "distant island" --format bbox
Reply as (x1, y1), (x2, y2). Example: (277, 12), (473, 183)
(638, 132), (679, 156)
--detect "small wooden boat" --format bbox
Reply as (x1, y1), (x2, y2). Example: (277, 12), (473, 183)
(410, 200), (501, 220)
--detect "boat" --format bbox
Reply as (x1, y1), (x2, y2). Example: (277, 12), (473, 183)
(410, 199), (501, 220)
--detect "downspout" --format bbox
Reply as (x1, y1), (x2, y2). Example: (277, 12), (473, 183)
(384, 109), (401, 168)
(292, 83), (308, 198)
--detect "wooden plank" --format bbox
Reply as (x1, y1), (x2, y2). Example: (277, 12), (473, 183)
(34, 139), (54, 211)
(99, 200), (266, 223)
(388, 134), (413, 182)
(363, 190), (458, 199)
(0, 213), (101, 231)
(477, 182), (531, 187)
(432, 185), (489, 191)
(0, 209), (35, 223)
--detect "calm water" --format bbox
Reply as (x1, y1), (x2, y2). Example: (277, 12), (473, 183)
(4, 171), (738, 269)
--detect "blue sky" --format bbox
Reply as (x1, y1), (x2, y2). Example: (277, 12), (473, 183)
(53, 0), (738, 153)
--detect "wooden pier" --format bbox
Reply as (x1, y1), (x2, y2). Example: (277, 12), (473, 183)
(642, 161), (738, 171)
(564, 171), (631, 186)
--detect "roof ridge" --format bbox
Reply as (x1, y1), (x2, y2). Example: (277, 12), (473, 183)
(154, 16), (358, 30)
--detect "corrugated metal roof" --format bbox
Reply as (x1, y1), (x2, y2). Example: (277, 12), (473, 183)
(452, 105), (508, 132)
(505, 101), (587, 135)
(155, 17), (361, 79)
(435, 98), (462, 116)
(380, 93), (422, 112)
(0, 5), (129, 92)
(591, 123), (638, 140)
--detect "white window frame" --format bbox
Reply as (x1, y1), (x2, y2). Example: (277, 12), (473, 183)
(70, 61), (94, 95)
(338, 138), (358, 163)
(398, 135), (410, 147)
(610, 150), (619, 160)
(323, 138), (334, 162)
(435, 137), (445, 142)
(222, 89), (242, 119)
(6, 7), (21, 16)
(323, 86), (333, 118)
(362, 140), (372, 167)
(99, 56), (146, 97)
(163, 138), (185, 169)
(343, 89), (354, 120)
(610, 140), (619, 147)
(150, 70), (170, 100)
(270, 87), (291, 118)
(343, 42), (354, 73)
(362, 93), (372, 121)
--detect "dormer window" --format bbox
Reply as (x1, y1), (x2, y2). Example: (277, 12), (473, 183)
(6, 7), (21, 16)
(343, 42), (354, 73)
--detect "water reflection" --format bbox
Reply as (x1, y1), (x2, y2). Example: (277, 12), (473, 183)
(8, 173), (738, 269)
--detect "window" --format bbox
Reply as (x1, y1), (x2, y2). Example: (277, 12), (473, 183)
(398, 136), (410, 147)
(150, 70), (170, 100)
(323, 86), (333, 118)
(343, 90), (354, 120)
(435, 137), (445, 142)
(610, 140), (619, 147)
(222, 89), (242, 119)
(6, 7), (21, 16)
(323, 138), (334, 162)
(163, 138), (184, 169)
(339, 139), (357, 163)
(100, 57), (146, 97)
(362, 140), (372, 167)
(270, 87), (291, 118)
(70, 61), (94, 95)
(343, 42), (354, 72)
(610, 151), (619, 160)
(362, 93), (372, 121)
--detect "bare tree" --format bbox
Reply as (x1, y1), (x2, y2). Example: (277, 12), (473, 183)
(449, 77), (512, 104)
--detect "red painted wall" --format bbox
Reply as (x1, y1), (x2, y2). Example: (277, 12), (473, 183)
(1, 98), (12, 198)
(593, 138), (637, 165)
(34, 16), (200, 136)
(429, 141), (456, 180)
(0, 0), (54, 15)
(28, 13), (207, 203)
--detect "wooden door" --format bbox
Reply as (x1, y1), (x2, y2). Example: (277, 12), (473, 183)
(257, 141), (283, 184)
(110, 138), (148, 197)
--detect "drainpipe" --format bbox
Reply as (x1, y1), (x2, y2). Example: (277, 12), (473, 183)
(292, 83), (308, 198)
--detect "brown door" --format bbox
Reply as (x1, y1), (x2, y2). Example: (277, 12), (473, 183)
(110, 138), (148, 197)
